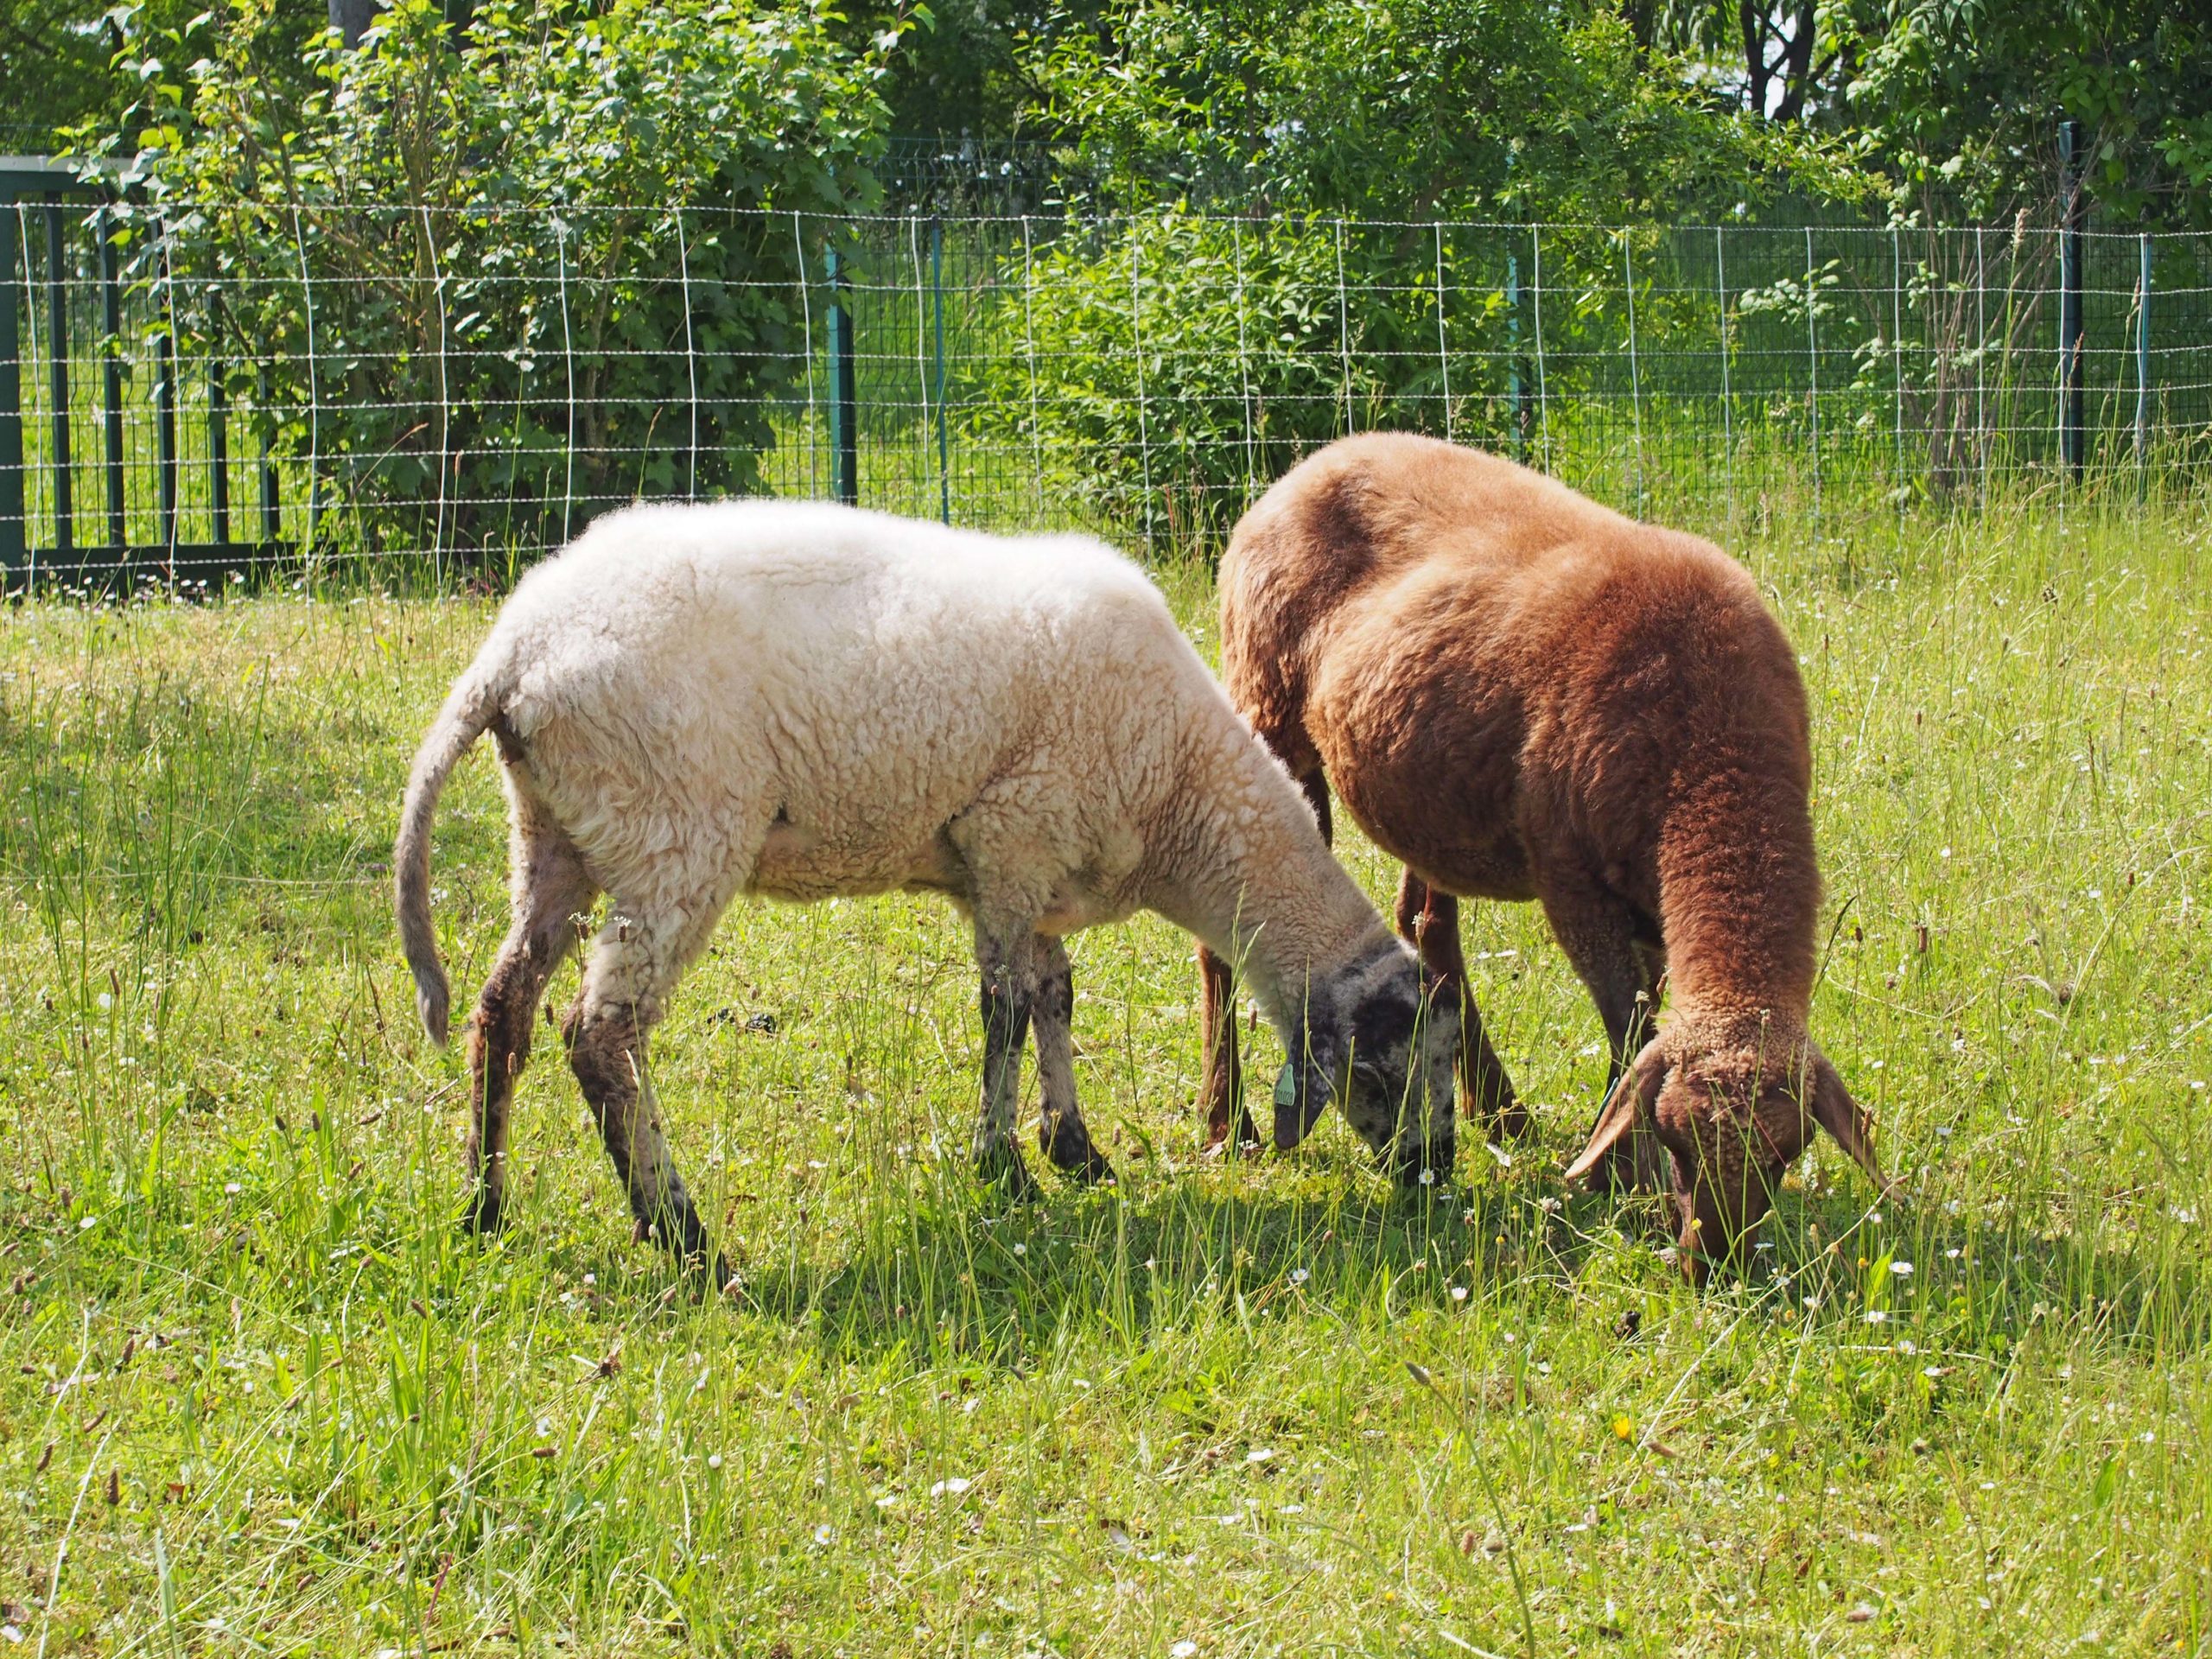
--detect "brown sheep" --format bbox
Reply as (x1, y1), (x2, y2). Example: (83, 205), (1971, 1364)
(1196, 432), (1890, 1280)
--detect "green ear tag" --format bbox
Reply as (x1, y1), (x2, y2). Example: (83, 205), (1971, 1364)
(1274, 1062), (1300, 1111)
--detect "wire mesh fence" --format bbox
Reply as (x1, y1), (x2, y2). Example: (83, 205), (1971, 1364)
(1, 191), (2207, 590)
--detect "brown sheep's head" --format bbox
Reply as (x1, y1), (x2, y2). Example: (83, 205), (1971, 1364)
(1273, 942), (1460, 1187)
(1565, 1015), (1891, 1284)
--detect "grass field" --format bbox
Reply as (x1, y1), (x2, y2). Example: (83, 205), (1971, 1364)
(3, 501), (2211, 1656)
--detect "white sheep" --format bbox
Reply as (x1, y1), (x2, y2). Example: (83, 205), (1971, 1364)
(395, 500), (1458, 1280)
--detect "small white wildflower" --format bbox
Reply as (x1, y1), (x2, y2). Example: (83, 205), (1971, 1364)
(1897, 1339), (1916, 1356)
(1890, 1261), (1914, 1276)
(1419, 1168), (1436, 1185)
(1245, 1447), (1274, 1465)
(930, 1476), (973, 1498)
(1450, 1286), (1468, 1302)
(1289, 1268), (1309, 1286)
(97, 992), (112, 1009)
(78, 1215), (97, 1231)
(707, 1453), (723, 1471)
(1013, 1243), (1027, 1255)
(813, 1524), (835, 1545)
(1864, 1309), (1888, 1325)
(582, 1273), (594, 1287)
(224, 1182), (241, 1195)
(1923, 1366), (1942, 1379)
(1172, 1644), (1198, 1659)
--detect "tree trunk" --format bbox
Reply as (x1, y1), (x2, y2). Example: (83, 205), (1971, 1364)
(328, 0), (382, 48)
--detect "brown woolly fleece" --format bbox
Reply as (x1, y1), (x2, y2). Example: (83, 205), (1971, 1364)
(1198, 432), (1891, 1280)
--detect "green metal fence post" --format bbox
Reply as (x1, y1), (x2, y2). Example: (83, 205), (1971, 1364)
(99, 209), (123, 548)
(0, 205), (22, 582)
(1506, 234), (1526, 462)
(209, 344), (229, 545)
(825, 242), (858, 507)
(257, 366), (280, 543)
(45, 203), (71, 561)
(2135, 231), (2152, 494)
(155, 240), (177, 556)
(931, 216), (950, 525)
(2059, 117), (2086, 478)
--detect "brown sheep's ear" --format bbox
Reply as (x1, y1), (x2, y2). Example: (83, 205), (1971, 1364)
(1564, 1039), (1667, 1188)
(1808, 1051), (1893, 1195)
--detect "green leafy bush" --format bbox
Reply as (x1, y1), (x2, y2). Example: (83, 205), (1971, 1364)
(102, 0), (898, 562)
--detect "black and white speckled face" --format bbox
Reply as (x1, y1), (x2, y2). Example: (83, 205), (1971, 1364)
(1274, 941), (1459, 1184)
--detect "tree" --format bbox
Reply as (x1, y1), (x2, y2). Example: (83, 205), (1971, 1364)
(1033, 0), (1860, 219)
(100, 0), (904, 557)
(1622, 0), (2212, 226)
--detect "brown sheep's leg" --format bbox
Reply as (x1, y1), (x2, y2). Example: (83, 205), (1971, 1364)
(1541, 874), (1668, 1191)
(1295, 770), (1333, 846)
(464, 809), (597, 1236)
(1393, 872), (1529, 1139)
(563, 899), (728, 1285)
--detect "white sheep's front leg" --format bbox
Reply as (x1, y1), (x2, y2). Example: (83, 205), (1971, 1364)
(1032, 936), (1113, 1184)
(972, 928), (1043, 1198)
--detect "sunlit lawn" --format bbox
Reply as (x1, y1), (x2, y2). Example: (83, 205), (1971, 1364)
(2, 499), (2209, 1655)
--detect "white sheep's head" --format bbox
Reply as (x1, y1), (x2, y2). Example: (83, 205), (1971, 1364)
(1567, 1013), (1891, 1284)
(1273, 940), (1460, 1185)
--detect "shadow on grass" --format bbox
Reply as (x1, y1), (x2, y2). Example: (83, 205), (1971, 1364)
(683, 1155), (2212, 1376)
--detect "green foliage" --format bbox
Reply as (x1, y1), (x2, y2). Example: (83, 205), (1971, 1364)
(1839, 0), (2212, 227)
(92, 0), (899, 558)
(0, 0), (272, 153)
(1033, 0), (1865, 219)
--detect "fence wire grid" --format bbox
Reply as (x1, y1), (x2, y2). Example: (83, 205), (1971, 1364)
(1, 200), (2208, 588)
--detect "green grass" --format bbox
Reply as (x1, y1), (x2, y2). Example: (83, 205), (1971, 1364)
(3, 502), (2211, 1656)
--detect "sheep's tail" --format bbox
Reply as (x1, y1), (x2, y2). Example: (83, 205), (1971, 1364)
(394, 667), (505, 1046)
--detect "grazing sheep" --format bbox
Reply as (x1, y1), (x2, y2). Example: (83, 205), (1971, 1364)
(1196, 434), (1889, 1280)
(396, 500), (1458, 1281)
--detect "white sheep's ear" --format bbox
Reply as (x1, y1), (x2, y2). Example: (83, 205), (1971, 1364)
(1564, 1039), (1667, 1188)
(1808, 1050), (1892, 1196)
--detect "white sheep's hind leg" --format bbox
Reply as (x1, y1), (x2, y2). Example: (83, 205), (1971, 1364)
(1033, 936), (1114, 1185)
(971, 925), (1044, 1199)
(563, 892), (731, 1283)
(465, 794), (597, 1236)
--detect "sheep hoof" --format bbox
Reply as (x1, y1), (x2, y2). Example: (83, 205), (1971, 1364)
(461, 1190), (504, 1236)
(975, 1146), (1042, 1202)
(1040, 1122), (1116, 1185)
(1474, 1095), (1535, 1140)
(1198, 1104), (1261, 1159)
(1058, 1145), (1117, 1186)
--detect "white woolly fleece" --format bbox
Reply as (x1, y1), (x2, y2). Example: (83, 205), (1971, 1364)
(402, 499), (1389, 1035)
